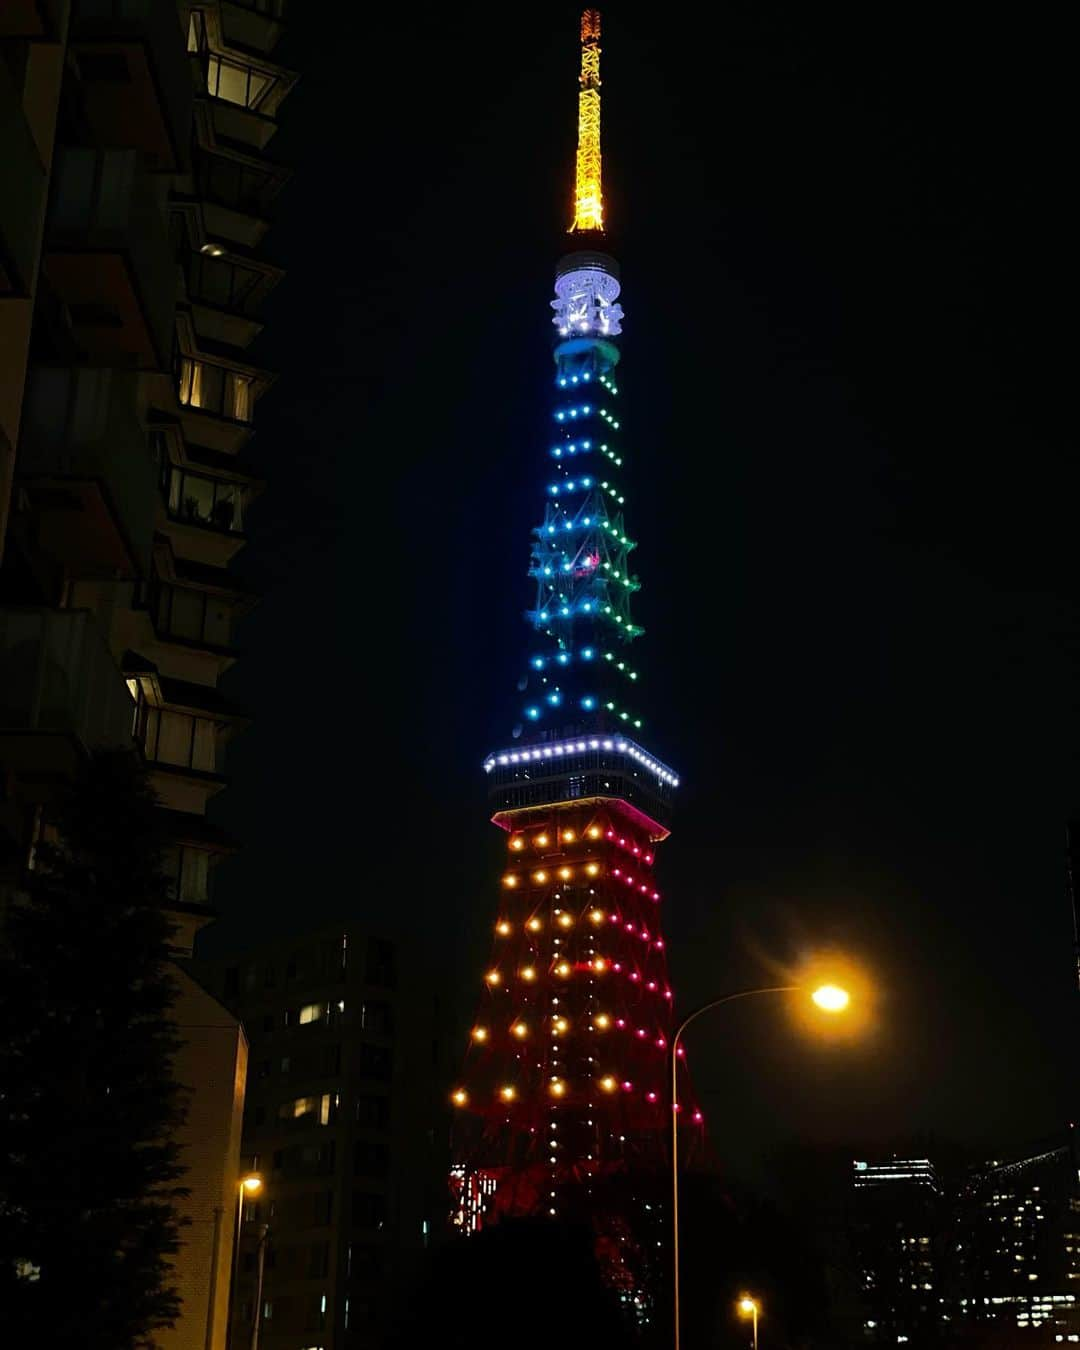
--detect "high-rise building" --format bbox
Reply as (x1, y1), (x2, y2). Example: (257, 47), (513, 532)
(450, 8), (699, 1312)
(1, 4), (295, 1345)
(953, 1130), (1080, 1344)
(194, 925), (447, 1350)
(850, 1157), (945, 1345)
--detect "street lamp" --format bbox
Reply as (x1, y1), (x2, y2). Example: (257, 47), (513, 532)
(670, 984), (850, 1350)
(738, 1294), (761, 1350)
(231, 1173), (263, 1345)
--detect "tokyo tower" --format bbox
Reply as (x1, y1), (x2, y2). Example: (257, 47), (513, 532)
(451, 9), (701, 1302)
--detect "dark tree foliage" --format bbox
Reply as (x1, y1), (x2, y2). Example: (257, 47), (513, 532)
(0, 750), (188, 1348)
(387, 1217), (637, 1350)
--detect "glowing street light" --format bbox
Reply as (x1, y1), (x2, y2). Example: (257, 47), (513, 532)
(811, 983), (850, 1013)
(671, 980), (855, 1350)
(738, 1294), (761, 1350)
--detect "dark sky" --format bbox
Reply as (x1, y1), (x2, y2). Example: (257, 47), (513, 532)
(202, 4), (1078, 1178)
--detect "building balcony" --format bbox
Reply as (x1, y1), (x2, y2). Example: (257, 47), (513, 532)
(19, 365), (157, 578)
(0, 50), (48, 297)
(44, 146), (173, 369)
(71, 0), (192, 173)
(193, 141), (290, 249)
(0, 607), (136, 777)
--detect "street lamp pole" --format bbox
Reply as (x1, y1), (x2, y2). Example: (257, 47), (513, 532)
(670, 987), (797, 1350)
(751, 1301), (758, 1350)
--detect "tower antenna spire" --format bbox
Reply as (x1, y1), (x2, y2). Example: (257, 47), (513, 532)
(572, 9), (604, 233)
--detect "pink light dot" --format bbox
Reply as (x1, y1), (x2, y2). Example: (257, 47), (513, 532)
(673, 1102), (682, 1113)
(636, 1028), (647, 1039)
(655, 939), (664, 950)
(618, 838), (626, 846)
(625, 922), (634, 932)
(644, 854), (653, 864)
(656, 1037), (667, 1050)
(629, 971), (640, 982)
(605, 830), (615, 839)
(693, 1110), (704, 1124)
(632, 846), (640, 856)
(647, 981), (658, 992)
(613, 868), (622, 877)
(640, 884), (648, 893)
(615, 1018), (627, 1029)
(621, 1080), (633, 1092)
(612, 962), (622, 973)
(675, 1045), (685, 1058)
(646, 1091), (658, 1103)
(652, 892), (660, 901)
(640, 929), (650, 940)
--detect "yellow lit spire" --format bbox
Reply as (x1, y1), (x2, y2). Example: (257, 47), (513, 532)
(571, 10), (604, 233)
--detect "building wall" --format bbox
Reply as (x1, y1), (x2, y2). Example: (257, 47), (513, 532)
(163, 965), (249, 1350)
(194, 926), (448, 1350)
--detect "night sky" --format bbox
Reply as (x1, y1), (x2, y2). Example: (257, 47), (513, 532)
(201, 5), (1078, 1180)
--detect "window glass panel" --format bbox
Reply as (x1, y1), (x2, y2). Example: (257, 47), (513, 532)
(203, 598), (232, 647)
(178, 358), (194, 406)
(181, 475), (215, 523)
(228, 372), (253, 422)
(298, 1003), (323, 1026)
(156, 711), (193, 766)
(190, 361), (224, 414)
(162, 844), (182, 900)
(213, 482), (240, 531)
(180, 847), (209, 903)
(143, 706), (160, 758)
(191, 718), (216, 772)
(169, 588), (204, 640)
(167, 467), (181, 514)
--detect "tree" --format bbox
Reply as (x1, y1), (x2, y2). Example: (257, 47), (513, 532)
(0, 750), (188, 1348)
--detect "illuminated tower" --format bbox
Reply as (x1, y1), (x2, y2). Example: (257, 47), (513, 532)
(451, 10), (700, 1309)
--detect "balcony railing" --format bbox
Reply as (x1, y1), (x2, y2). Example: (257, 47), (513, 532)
(45, 147), (174, 367)
(0, 608), (136, 774)
(19, 365), (157, 575)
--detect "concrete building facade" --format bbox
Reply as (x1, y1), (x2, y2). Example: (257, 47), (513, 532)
(1, 3), (296, 1344)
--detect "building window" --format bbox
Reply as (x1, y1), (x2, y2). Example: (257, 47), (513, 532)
(365, 939), (396, 989)
(355, 1094), (389, 1129)
(165, 463), (246, 532)
(351, 1191), (387, 1229)
(356, 1043), (392, 1082)
(353, 1140), (389, 1178)
(206, 52), (277, 110)
(298, 1003), (324, 1026)
(278, 1094), (335, 1127)
(143, 708), (219, 774)
(178, 356), (254, 422)
(360, 1001), (393, 1035)
(153, 583), (236, 650)
(161, 844), (211, 904)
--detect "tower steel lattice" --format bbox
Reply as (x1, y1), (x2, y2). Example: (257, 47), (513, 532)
(451, 10), (700, 1326)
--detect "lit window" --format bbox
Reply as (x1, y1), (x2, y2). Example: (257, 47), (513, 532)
(299, 1003), (324, 1025)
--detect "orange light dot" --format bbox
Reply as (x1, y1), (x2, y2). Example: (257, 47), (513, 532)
(554, 961), (572, 979)
(558, 866), (573, 881)
(496, 920), (512, 936)
(557, 912), (574, 928)
(484, 970), (501, 986)
(591, 957), (608, 974)
(589, 908), (605, 924)
(511, 1022), (529, 1039)
(533, 870), (547, 884)
(594, 1013), (611, 1030)
(502, 874), (518, 888)
(552, 1016), (569, 1035)
(451, 1088), (469, 1107)
(471, 1026), (488, 1042)
(526, 916), (542, 933)
(520, 966), (537, 983)
(549, 1078), (567, 1098)
(509, 836), (525, 851)
(585, 862), (600, 877)
(587, 825), (602, 840)
(535, 834), (549, 848)
(499, 1085), (517, 1103)
(562, 829), (576, 843)
(599, 1075), (618, 1093)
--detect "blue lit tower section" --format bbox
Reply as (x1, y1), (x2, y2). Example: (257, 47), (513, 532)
(451, 17), (701, 1294)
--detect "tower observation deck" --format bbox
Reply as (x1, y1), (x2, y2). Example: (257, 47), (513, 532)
(450, 11), (700, 1320)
